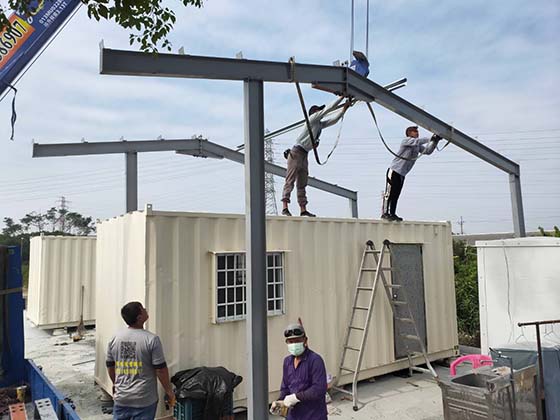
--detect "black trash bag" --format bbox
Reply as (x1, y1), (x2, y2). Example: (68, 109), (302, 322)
(171, 366), (242, 420)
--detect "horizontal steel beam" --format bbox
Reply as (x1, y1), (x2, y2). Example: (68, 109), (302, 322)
(177, 139), (358, 201)
(100, 48), (519, 176)
(33, 139), (202, 157)
(32, 137), (357, 203)
(101, 48), (347, 84)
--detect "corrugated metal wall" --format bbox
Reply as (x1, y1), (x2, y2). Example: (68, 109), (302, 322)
(95, 210), (458, 406)
(94, 212), (148, 390)
(26, 235), (96, 329)
(477, 238), (560, 354)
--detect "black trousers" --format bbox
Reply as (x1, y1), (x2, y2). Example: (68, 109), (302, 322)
(382, 169), (405, 215)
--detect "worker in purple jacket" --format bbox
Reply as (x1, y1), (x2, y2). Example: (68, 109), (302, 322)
(274, 322), (327, 419)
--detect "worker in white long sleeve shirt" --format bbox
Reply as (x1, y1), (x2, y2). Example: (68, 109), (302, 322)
(382, 126), (441, 221)
(281, 97), (351, 217)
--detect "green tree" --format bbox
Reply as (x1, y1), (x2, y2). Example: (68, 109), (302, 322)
(0, 0), (203, 52)
(2, 217), (23, 237)
(538, 225), (560, 237)
(453, 239), (480, 347)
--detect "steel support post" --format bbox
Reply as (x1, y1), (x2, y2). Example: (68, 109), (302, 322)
(350, 198), (358, 218)
(244, 79), (269, 419)
(509, 173), (526, 237)
(125, 151), (138, 212)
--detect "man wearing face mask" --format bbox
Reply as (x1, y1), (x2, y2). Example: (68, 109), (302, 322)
(273, 323), (327, 419)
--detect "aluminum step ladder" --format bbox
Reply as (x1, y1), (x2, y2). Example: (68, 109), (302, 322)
(334, 239), (438, 411)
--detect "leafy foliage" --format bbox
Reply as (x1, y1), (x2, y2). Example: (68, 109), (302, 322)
(538, 225), (560, 237)
(453, 239), (480, 346)
(0, 205), (96, 265)
(0, 0), (203, 52)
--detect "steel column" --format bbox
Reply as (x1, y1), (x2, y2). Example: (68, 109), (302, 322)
(125, 151), (138, 212)
(244, 79), (269, 419)
(509, 173), (526, 237)
(350, 198), (358, 218)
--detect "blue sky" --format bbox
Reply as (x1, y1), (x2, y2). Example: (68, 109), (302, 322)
(0, 0), (558, 234)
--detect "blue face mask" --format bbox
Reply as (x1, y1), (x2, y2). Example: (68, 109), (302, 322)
(287, 342), (305, 357)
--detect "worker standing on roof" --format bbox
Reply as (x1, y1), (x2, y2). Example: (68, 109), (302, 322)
(106, 301), (175, 420)
(382, 126), (441, 221)
(272, 322), (328, 420)
(281, 97), (352, 217)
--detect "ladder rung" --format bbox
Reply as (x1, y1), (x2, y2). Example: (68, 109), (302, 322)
(349, 326), (365, 331)
(411, 366), (431, 374)
(357, 286), (373, 291)
(384, 284), (402, 288)
(361, 268), (377, 272)
(332, 386), (354, 396)
(392, 301), (408, 306)
(365, 250), (382, 254)
(401, 334), (421, 341)
(354, 306), (369, 311)
(396, 317), (414, 323)
(344, 346), (361, 352)
(340, 367), (355, 373)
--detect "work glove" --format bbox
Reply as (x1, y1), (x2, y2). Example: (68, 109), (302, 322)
(283, 148), (291, 159)
(269, 401), (278, 414)
(283, 393), (300, 408)
(431, 134), (442, 142)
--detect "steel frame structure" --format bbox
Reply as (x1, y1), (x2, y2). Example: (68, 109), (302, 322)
(36, 47), (526, 418)
(32, 138), (359, 216)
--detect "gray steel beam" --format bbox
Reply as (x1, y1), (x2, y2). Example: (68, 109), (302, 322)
(32, 139), (201, 157)
(178, 140), (358, 201)
(125, 152), (138, 212)
(99, 48), (519, 177)
(509, 173), (526, 237)
(32, 137), (358, 216)
(244, 79), (269, 420)
(346, 72), (520, 176)
(101, 47), (347, 85)
(350, 198), (358, 218)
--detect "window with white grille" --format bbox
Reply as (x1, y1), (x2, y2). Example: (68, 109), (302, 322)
(215, 252), (285, 322)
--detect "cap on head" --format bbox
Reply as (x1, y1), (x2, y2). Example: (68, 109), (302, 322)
(406, 126), (419, 136)
(309, 104), (326, 115)
(284, 323), (306, 340)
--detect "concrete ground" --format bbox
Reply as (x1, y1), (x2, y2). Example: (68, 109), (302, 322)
(23, 320), (463, 419)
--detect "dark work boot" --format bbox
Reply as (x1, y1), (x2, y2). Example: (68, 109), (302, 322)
(282, 208), (292, 216)
(300, 210), (316, 217)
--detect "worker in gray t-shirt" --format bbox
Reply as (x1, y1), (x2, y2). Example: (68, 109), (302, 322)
(106, 301), (175, 420)
(381, 126), (441, 222)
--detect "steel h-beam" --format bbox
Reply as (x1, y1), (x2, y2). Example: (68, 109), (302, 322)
(100, 47), (525, 236)
(125, 152), (138, 212)
(509, 173), (526, 237)
(243, 79), (269, 419)
(33, 139), (358, 216)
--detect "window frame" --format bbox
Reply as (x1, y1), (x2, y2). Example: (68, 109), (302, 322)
(213, 251), (286, 323)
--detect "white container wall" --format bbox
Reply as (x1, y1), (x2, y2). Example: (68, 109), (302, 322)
(27, 235), (96, 329)
(95, 208), (458, 407)
(476, 237), (560, 354)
